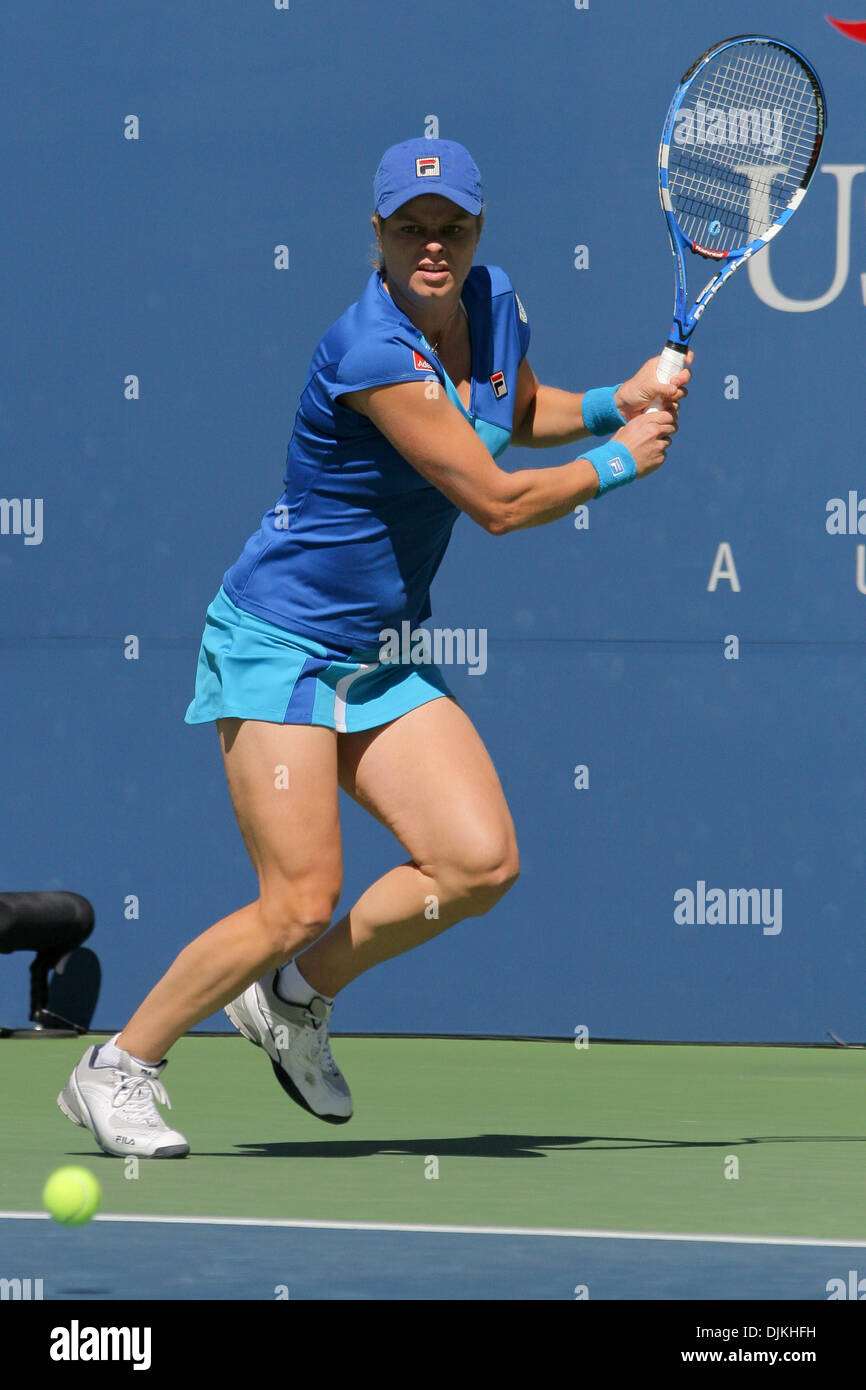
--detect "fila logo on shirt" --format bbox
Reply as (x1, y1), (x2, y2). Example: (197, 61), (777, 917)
(490, 371), (508, 399)
(416, 156), (441, 178)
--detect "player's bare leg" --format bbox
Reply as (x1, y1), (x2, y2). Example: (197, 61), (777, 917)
(58, 720), (344, 1156)
(118, 719), (343, 1062)
(224, 696), (518, 1123)
(295, 696), (519, 997)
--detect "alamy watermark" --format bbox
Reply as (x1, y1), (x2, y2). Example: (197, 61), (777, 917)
(826, 1270), (866, 1299)
(0, 498), (43, 545)
(1, 1276), (43, 1299)
(674, 880), (782, 935)
(673, 100), (784, 158)
(49, 1321), (151, 1370)
(378, 621), (487, 675)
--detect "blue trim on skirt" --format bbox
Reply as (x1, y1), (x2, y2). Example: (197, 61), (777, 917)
(184, 587), (453, 733)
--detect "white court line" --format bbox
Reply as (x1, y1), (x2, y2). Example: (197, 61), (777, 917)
(2, 1211), (865, 1247)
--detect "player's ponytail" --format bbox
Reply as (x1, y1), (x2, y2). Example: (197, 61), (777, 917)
(370, 212), (386, 274)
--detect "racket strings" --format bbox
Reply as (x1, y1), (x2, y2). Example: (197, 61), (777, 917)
(665, 42), (820, 253)
(692, 51), (818, 178)
(670, 79), (816, 237)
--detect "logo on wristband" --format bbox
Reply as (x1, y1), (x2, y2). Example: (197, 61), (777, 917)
(609, 455), (625, 477)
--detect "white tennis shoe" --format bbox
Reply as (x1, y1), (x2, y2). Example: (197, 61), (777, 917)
(57, 1041), (189, 1158)
(225, 971), (353, 1124)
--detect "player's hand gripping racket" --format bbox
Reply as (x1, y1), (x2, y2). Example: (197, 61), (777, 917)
(646, 34), (826, 410)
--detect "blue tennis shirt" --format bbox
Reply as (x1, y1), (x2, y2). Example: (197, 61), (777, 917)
(222, 264), (531, 650)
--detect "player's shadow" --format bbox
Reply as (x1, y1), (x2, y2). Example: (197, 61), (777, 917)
(212, 1133), (866, 1160)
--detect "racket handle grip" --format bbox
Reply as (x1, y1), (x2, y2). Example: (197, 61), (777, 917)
(645, 344), (687, 413)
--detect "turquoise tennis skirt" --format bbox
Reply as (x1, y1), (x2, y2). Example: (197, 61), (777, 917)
(184, 586), (453, 733)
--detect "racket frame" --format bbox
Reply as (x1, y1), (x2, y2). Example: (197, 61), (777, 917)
(657, 33), (826, 358)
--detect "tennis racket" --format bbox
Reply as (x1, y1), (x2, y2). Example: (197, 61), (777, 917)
(649, 34), (826, 405)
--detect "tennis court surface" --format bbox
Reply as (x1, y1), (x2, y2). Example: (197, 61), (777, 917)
(1, 1035), (864, 1301)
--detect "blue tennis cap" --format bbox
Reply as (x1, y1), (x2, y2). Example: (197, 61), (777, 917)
(374, 138), (483, 219)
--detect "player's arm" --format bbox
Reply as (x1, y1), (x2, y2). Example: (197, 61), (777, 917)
(339, 380), (675, 535)
(510, 354), (693, 447)
(510, 357), (592, 448)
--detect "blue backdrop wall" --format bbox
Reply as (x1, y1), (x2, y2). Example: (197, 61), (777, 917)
(2, 1), (863, 1041)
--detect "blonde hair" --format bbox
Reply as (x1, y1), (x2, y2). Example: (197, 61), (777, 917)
(370, 212), (386, 273)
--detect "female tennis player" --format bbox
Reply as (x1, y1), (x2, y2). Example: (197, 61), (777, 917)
(59, 138), (691, 1156)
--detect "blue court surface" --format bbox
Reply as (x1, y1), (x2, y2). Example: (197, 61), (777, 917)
(3, 1215), (864, 1300)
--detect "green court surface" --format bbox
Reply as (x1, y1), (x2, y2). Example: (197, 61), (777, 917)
(1, 1035), (863, 1240)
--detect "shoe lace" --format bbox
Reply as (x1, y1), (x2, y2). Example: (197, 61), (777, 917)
(305, 1015), (340, 1077)
(112, 1071), (171, 1126)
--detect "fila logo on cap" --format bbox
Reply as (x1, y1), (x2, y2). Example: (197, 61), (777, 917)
(609, 455), (625, 476)
(413, 349), (433, 371)
(490, 371), (507, 399)
(416, 156), (441, 178)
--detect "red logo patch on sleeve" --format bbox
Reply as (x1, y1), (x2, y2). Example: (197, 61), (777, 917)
(413, 350), (433, 371)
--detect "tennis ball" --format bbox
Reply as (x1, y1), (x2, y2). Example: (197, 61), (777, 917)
(43, 1166), (101, 1226)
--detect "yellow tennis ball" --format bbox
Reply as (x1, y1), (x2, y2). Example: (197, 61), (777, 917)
(43, 1166), (101, 1226)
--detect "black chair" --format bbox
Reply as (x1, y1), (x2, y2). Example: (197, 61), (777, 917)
(0, 892), (99, 1037)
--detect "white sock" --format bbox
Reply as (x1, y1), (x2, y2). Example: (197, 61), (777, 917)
(96, 1033), (161, 1071)
(276, 958), (332, 1007)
